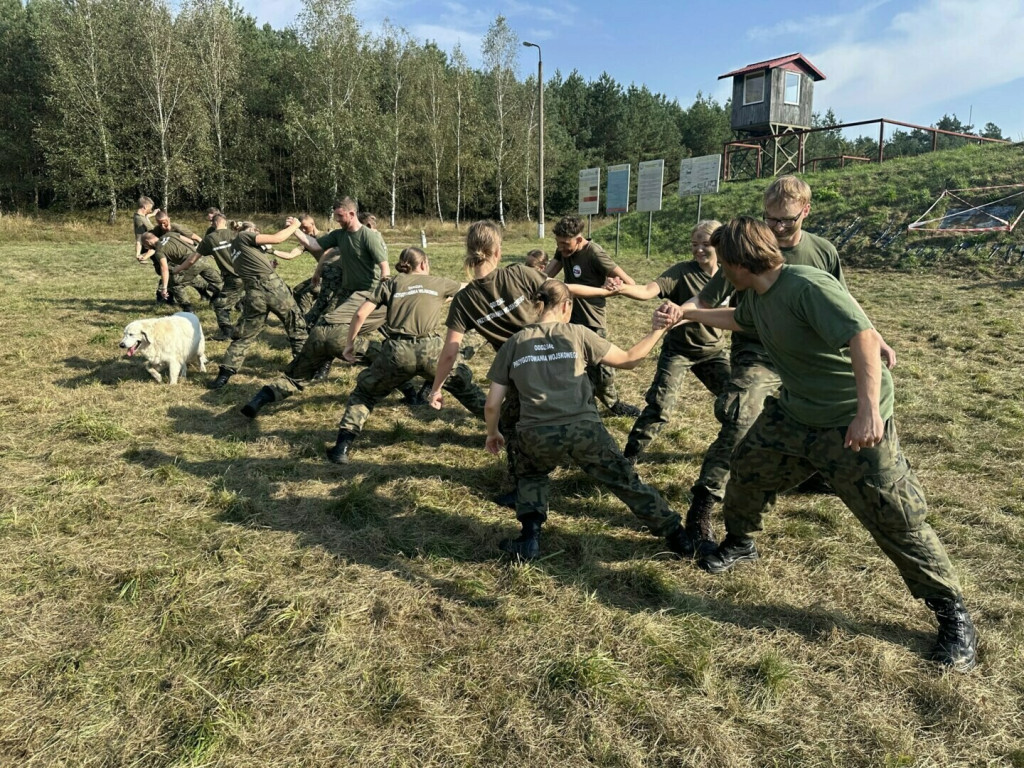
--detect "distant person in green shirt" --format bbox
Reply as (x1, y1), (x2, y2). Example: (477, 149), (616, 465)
(133, 196), (155, 262)
(484, 279), (693, 561)
(547, 215), (641, 418)
(662, 217), (976, 672)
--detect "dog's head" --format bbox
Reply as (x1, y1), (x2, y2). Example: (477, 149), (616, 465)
(119, 321), (151, 358)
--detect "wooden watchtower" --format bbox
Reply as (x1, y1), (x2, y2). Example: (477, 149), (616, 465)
(719, 53), (825, 177)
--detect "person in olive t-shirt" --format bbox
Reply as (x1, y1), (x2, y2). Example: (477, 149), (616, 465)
(133, 195), (155, 262)
(197, 213), (245, 339)
(209, 218), (307, 389)
(600, 221), (732, 472)
(547, 215), (641, 418)
(139, 230), (225, 324)
(665, 217), (977, 673)
(484, 280), (697, 561)
(667, 176), (896, 557)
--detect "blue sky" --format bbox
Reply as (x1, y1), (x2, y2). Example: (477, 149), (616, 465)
(246, 0), (1024, 141)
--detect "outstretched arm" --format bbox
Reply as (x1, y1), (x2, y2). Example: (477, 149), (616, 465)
(254, 218), (301, 246)
(654, 302), (741, 332)
(342, 300), (378, 362)
(599, 324), (668, 370)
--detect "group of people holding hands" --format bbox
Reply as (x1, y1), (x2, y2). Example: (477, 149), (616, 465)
(129, 176), (978, 673)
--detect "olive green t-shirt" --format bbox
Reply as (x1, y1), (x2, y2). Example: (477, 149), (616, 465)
(699, 231), (846, 353)
(154, 232), (197, 267)
(370, 273), (461, 338)
(446, 263), (547, 350)
(198, 227), (238, 277)
(315, 226), (388, 293)
(133, 213), (152, 237)
(231, 230), (275, 279)
(733, 264), (892, 428)
(488, 322), (611, 429)
(552, 240), (617, 329)
(654, 261), (726, 357)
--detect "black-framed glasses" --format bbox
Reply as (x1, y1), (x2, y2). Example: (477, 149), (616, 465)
(763, 212), (802, 227)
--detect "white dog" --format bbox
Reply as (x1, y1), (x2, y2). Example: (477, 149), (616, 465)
(119, 312), (208, 384)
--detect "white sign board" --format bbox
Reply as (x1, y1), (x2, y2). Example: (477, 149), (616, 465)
(578, 167), (600, 215)
(605, 164), (630, 214)
(636, 159), (664, 213)
(678, 154), (722, 197)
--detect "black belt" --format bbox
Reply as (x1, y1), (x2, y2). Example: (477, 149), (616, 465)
(387, 332), (433, 341)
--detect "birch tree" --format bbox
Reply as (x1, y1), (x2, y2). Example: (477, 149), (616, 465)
(377, 22), (413, 228)
(481, 15), (519, 227)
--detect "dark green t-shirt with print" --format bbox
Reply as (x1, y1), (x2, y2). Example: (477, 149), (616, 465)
(315, 226), (388, 293)
(372, 273), (461, 338)
(488, 322), (610, 429)
(154, 232), (197, 267)
(733, 264), (892, 428)
(552, 240), (617, 329)
(231, 230), (275, 279)
(654, 261), (726, 358)
(446, 263), (547, 350)
(198, 227), (238, 277)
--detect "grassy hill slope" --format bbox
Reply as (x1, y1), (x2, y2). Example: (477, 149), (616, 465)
(599, 142), (1024, 271)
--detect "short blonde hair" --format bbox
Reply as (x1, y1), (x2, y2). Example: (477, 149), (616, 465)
(764, 175), (811, 209)
(692, 219), (722, 240)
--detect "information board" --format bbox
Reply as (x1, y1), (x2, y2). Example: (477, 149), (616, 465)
(578, 167), (600, 215)
(605, 164), (630, 214)
(678, 154), (722, 197)
(636, 159), (664, 213)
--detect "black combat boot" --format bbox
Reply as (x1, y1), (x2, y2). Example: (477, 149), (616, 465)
(925, 597), (978, 672)
(499, 513), (543, 561)
(311, 359), (333, 382)
(399, 381), (426, 405)
(209, 365), (235, 389)
(240, 386), (276, 418)
(685, 486), (718, 554)
(699, 533), (760, 574)
(326, 428), (356, 464)
(622, 440), (643, 465)
(609, 400), (641, 418)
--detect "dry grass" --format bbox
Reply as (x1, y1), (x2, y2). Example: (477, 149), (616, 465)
(2, 221), (1024, 767)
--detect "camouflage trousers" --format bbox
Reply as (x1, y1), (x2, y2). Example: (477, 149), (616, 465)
(266, 310), (386, 400)
(217, 274), (246, 327)
(170, 258), (231, 330)
(515, 421), (680, 536)
(696, 346), (780, 500)
(625, 338), (731, 456)
(221, 272), (308, 372)
(724, 397), (961, 601)
(584, 326), (622, 410)
(338, 336), (487, 432)
(293, 277), (320, 319)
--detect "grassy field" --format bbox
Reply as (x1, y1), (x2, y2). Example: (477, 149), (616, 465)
(2, 213), (1024, 767)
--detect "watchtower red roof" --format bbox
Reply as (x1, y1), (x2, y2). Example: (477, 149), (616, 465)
(718, 53), (826, 82)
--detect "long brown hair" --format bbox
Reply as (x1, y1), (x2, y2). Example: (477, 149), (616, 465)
(532, 279), (572, 319)
(464, 220), (501, 273)
(396, 246), (427, 274)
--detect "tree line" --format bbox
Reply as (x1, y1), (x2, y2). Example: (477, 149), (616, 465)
(0, 0), (735, 224)
(0, 0), (1004, 224)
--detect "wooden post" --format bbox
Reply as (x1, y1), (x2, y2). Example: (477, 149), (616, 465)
(646, 212), (653, 259)
(878, 120), (884, 163)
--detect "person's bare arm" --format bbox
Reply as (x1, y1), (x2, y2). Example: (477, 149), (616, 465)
(342, 300), (377, 362)
(545, 259), (563, 278)
(845, 328), (885, 451)
(612, 281), (661, 301)
(254, 219), (301, 247)
(609, 265), (635, 286)
(599, 325), (668, 370)
(379, 260), (390, 279)
(172, 250), (201, 275)
(484, 383), (508, 455)
(654, 303), (741, 332)
(157, 258), (170, 297)
(428, 329), (465, 409)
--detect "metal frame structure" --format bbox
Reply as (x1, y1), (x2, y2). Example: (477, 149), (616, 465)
(908, 185), (1024, 233)
(723, 118), (1011, 181)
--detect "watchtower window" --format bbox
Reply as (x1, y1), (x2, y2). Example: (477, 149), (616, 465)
(743, 72), (765, 105)
(784, 71), (801, 105)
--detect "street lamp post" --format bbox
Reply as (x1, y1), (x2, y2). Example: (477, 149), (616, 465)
(523, 41), (544, 239)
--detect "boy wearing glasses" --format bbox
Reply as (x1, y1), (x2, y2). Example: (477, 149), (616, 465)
(667, 176), (894, 556)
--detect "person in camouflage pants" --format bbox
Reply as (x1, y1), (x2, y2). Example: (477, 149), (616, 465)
(665, 217), (977, 672)
(515, 420), (679, 537)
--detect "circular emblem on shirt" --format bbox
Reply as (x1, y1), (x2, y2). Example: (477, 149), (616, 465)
(572, 265), (582, 278)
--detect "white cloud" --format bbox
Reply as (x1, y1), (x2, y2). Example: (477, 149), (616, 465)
(746, 0), (892, 41)
(810, 0), (1024, 123)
